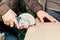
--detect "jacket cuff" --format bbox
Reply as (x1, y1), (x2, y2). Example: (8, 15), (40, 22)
(33, 5), (43, 13)
(0, 3), (10, 18)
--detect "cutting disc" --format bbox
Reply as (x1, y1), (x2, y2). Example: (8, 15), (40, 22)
(18, 13), (35, 25)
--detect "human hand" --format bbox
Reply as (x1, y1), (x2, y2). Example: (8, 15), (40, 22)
(35, 17), (40, 23)
(2, 9), (20, 29)
(36, 10), (58, 23)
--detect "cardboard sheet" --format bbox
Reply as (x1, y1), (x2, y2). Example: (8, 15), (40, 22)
(24, 22), (60, 40)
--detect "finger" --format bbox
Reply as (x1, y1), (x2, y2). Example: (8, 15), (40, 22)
(4, 21), (9, 26)
(14, 14), (17, 16)
(46, 15), (58, 23)
(14, 18), (20, 29)
(46, 15), (54, 23)
(49, 15), (58, 22)
(9, 20), (14, 27)
(4, 21), (6, 24)
(14, 13), (17, 16)
(39, 16), (44, 23)
(35, 17), (41, 23)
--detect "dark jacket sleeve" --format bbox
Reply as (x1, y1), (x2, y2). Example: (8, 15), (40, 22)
(23, 0), (43, 13)
(0, 0), (10, 19)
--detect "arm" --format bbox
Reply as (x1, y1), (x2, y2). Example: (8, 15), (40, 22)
(0, 0), (20, 28)
(23, 0), (43, 13)
(24, 0), (58, 23)
(0, 0), (10, 19)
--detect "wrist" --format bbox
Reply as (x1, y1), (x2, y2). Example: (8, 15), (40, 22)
(0, 3), (10, 17)
(37, 10), (44, 15)
(2, 9), (13, 19)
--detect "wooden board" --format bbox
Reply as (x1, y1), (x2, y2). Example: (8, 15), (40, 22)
(24, 22), (60, 40)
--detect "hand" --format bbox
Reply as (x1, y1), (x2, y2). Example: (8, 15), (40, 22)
(36, 10), (58, 23)
(35, 17), (40, 23)
(2, 9), (20, 29)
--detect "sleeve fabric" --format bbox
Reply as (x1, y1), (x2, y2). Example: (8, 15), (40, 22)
(23, 0), (43, 13)
(0, 0), (10, 19)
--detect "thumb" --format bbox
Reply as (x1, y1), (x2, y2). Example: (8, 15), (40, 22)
(39, 16), (44, 23)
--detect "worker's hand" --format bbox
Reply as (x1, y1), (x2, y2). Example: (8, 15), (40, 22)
(36, 10), (58, 23)
(35, 17), (40, 23)
(2, 9), (20, 29)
